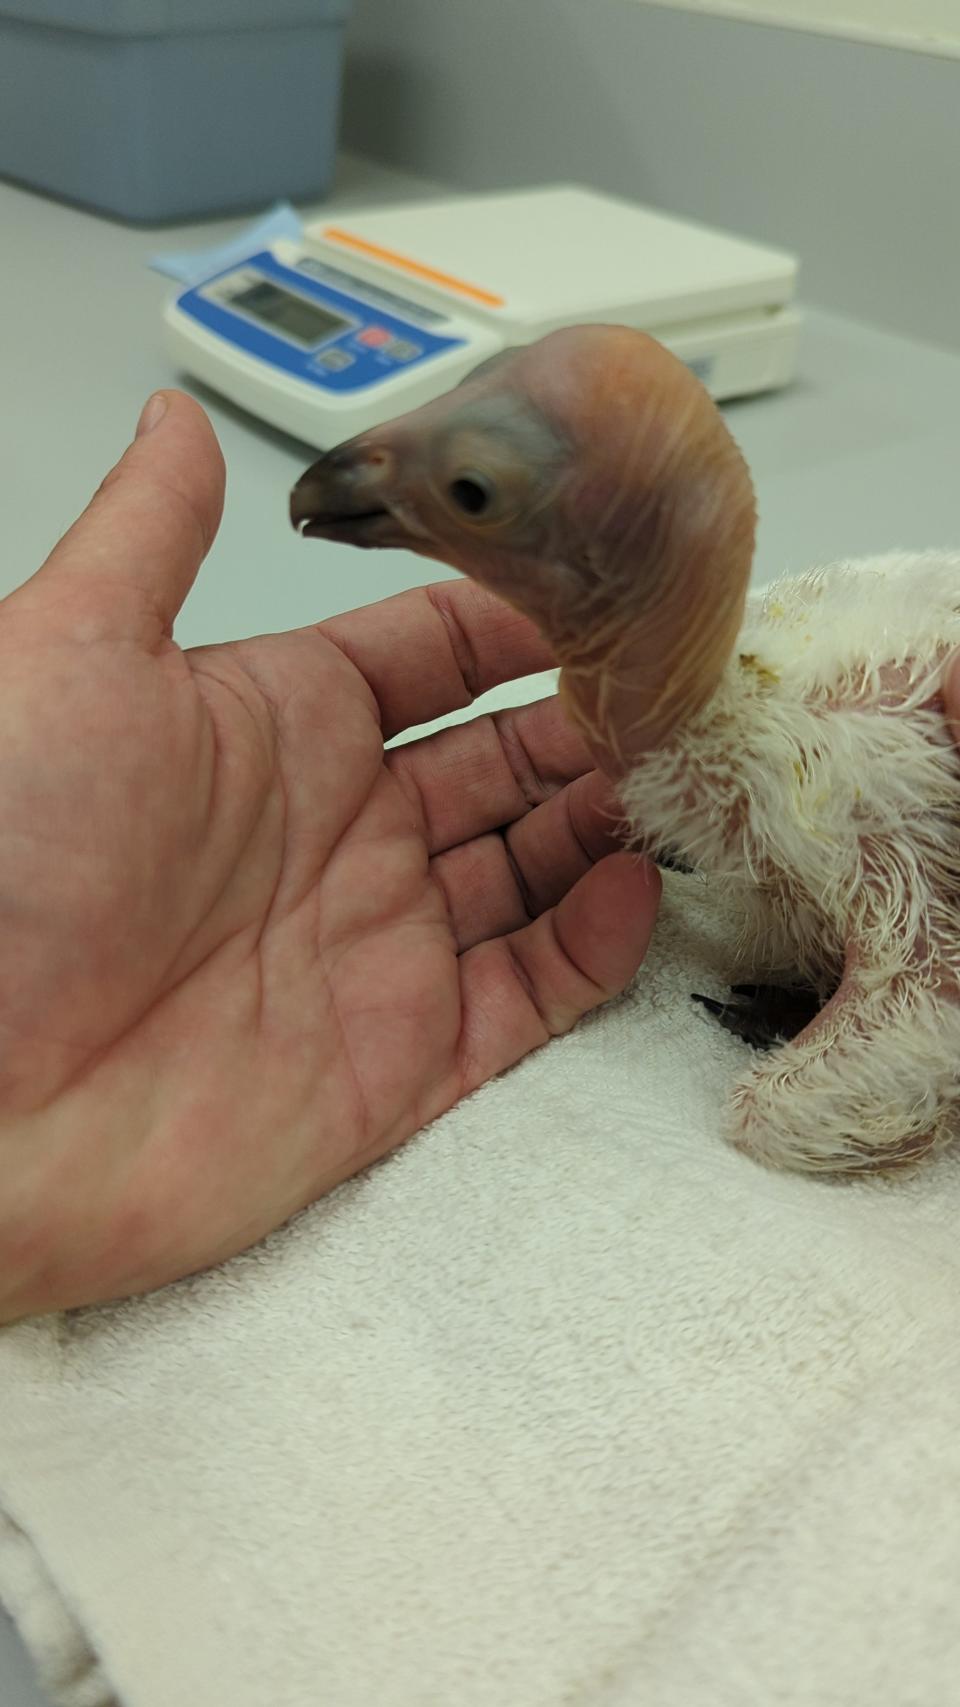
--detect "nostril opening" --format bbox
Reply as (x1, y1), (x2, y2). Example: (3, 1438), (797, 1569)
(322, 444), (391, 476)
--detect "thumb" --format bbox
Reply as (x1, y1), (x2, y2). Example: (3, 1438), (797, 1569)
(18, 390), (225, 641)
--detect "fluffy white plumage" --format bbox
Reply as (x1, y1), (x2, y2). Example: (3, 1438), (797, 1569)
(621, 550), (960, 1173)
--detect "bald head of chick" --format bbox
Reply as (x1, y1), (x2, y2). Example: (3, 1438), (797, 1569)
(291, 325), (757, 772)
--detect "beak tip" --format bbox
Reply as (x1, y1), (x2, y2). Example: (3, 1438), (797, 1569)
(289, 470), (321, 533)
(289, 442), (402, 546)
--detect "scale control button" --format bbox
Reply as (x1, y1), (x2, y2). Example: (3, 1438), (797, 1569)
(388, 339), (422, 362)
(357, 325), (392, 348)
(314, 348), (355, 371)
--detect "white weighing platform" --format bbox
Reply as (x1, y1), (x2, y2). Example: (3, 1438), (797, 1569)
(164, 186), (801, 445)
(3, 152), (960, 1706)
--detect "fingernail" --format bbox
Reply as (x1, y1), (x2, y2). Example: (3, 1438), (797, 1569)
(136, 393), (168, 438)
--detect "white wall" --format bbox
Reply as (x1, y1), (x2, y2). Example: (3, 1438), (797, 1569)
(633, 0), (960, 56)
(344, 0), (960, 351)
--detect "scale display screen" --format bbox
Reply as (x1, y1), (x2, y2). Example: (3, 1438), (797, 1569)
(174, 248), (473, 419)
(229, 280), (349, 347)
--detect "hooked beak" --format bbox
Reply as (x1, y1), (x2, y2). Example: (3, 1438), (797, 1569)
(290, 443), (408, 548)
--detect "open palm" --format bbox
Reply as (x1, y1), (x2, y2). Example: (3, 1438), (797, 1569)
(0, 393), (659, 1320)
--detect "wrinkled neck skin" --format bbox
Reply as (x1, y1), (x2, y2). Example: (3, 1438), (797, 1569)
(473, 383), (756, 781)
(558, 456), (755, 778)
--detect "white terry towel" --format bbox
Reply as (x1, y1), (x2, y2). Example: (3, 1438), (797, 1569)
(2, 769), (960, 1704)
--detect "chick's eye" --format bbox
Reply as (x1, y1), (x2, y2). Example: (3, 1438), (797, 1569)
(447, 472), (495, 518)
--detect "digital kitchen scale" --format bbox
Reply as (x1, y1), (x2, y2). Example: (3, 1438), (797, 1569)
(164, 185), (801, 448)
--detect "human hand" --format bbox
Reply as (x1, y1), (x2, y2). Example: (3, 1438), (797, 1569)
(0, 391), (660, 1320)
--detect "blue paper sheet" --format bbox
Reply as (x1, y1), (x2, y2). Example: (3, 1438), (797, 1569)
(149, 202), (305, 286)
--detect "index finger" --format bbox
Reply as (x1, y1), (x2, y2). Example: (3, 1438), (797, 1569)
(318, 578), (557, 739)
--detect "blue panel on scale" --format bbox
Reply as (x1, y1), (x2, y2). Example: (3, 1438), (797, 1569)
(175, 250), (466, 391)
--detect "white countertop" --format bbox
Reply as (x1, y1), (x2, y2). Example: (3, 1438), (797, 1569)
(2, 152), (960, 1706)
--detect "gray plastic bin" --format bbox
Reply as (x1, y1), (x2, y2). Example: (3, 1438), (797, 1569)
(0, 0), (351, 221)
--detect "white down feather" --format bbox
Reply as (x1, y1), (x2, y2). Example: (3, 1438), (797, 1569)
(620, 551), (960, 1173)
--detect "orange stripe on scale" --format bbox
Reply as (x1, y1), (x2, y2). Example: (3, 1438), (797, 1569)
(321, 227), (505, 309)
